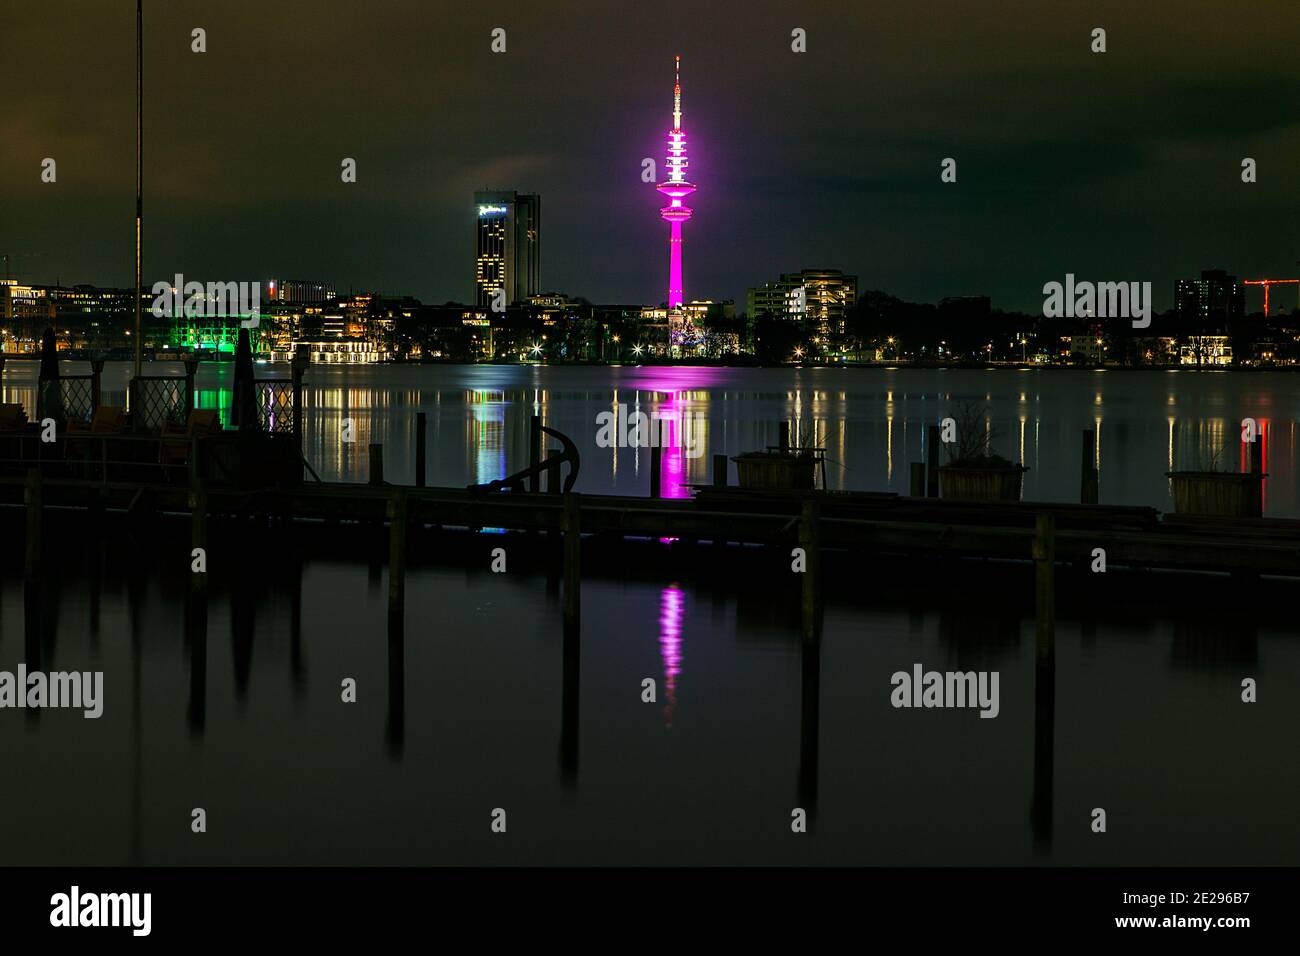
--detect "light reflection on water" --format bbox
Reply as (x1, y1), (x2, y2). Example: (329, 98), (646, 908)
(1, 362), (1298, 866)
(658, 584), (685, 729)
(3, 361), (1296, 514)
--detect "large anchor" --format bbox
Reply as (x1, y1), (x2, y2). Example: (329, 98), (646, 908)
(469, 423), (580, 494)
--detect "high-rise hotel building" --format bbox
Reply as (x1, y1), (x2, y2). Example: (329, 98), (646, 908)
(474, 190), (540, 307)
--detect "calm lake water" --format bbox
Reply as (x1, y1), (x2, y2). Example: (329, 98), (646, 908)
(1, 362), (1297, 865)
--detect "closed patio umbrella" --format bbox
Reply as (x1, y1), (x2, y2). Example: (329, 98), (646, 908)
(37, 327), (64, 423)
(232, 328), (258, 430)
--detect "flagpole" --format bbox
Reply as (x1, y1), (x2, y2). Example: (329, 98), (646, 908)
(133, 0), (143, 377)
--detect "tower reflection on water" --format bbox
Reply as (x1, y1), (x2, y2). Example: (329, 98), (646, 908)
(658, 585), (685, 729)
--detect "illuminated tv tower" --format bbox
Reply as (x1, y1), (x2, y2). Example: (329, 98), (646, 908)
(657, 55), (695, 309)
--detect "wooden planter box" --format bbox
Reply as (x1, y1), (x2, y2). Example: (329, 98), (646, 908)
(939, 464), (1026, 502)
(1167, 471), (1263, 518)
(732, 452), (818, 491)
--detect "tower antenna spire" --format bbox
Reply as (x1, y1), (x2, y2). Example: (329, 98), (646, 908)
(673, 55), (682, 130)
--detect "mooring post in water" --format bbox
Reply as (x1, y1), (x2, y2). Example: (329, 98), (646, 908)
(1031, 514), (1057, 850)
(90, 358), (106, 415)
(369, 442), (384, 486)
(563, 492), (581, 633)
(779, 421), (791, 454)
(414, 411), (427, 488)
(910, 462), (925, 497)
(546, 450), (562, 494)
(386, 613), (406, 758)
(560, 491), (581, 783)
(799, 623), (822, 813)
(713, 453), (728, 488)
(799, 497), (822, 644)
(1244, 429), (1264, 518)
(189, 483), (208, 599)
(1080, 429), (1099, 505)
(291, 345), (308, 455)
(186, 592), (208, 739)
(182, 357), (199, 418)
(711, 454), (729, 548)
(649, 422), (662, 499)
(24, 468), (41, 584)
(1031, 615), (1056, 850)
(529, 415), (541, 493)
(387, 488), (408, 627)
(1033, 513), (1056, 666)
(926, 424), (942, 498)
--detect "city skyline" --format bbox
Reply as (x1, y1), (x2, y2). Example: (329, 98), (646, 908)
(3, 1), (1297, 314)
(1, 1), (1298, 921)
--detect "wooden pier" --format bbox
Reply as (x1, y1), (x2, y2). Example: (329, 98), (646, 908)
(5, 472), (1299, 578)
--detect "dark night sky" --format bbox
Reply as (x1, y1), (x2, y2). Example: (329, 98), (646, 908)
(4, 0), (1298, 312)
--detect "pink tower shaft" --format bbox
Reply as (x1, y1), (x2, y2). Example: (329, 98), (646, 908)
(668, 221), (684, 308)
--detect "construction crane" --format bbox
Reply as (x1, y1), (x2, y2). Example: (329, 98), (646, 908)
(1243, 278), (1300, 316)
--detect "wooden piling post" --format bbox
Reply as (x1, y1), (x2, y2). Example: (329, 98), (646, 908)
(560, 492), (582, 783)
(369, 442), (384, 485)
(1247, 429), (1264, 518)
(24, 468), (41, 584)
(712, 453), (728, 488)
(386, 611), (406, 756)
(1031, 512), (1057, 848)
(414, 411), (427, 487)
(128, 377), (140, 432)
(1032, 622), (1056, 850)
(186, 582), (208, 738)
(529, 415), (541, 493)
(291, 345), (307, 455)
(562, 492), (581, 633)
(1080, 429), (1098, 505)
(387, 488), (408, 627)
(799, 625), (822, 811)
(926, 424), (941, 497)
(90, 358), (105, 415)
(712, 454), (729, 547)
(189, 484), (208, 599)
(909, 462), (925, 497)
(1033, 513), (1056, 666)
(799, 497), (822, 643)
(779, 421), (791, 454)
(546, 450), (562, 494)
(182, 357), (199, 418)
(649, 423), (662, 499)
